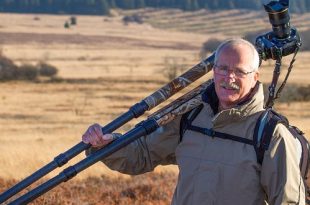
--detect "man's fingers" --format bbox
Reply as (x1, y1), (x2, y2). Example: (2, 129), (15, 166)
(82, 134), (90, 144)
(88, 127), (103, 147)
(82, 124), (117, 148)
(102, 134), (113, 140)
(93, 124), (106, 144)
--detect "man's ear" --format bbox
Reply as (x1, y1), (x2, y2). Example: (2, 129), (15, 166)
(254, 71), (259, 81)
(252, 71), (259, 87)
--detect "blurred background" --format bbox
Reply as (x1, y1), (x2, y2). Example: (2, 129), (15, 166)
(0, 1), (309, 204)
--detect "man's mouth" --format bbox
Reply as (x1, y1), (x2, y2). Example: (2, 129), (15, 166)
(220, 82), (240, 90)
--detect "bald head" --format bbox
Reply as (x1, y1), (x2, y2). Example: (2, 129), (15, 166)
(214, 39), (260, 71)
(212, 38), (260, 109)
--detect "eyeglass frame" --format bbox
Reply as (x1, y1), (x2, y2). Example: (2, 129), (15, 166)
(213, 64), (256, 78)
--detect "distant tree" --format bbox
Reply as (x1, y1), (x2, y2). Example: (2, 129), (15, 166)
(17, 64), (38, 81)
(180, 0), (192, 10)
(294, 0), (307, 13)
(100, 0), (110, 15)
(191, 0), (199, 11)
(116, 0), (135, 9)
(0, 0), (309, 14)
(70, 16), (77, 25)
(299, 29), (310, 51)
(200, 38), (222, 59)
(31, 0), (40, 7)
(289, 0), (299, 13)
(144, 0), (159, 7)
(122, 14), (143, 24)
(241, 0), (256, 9)
(0, 55), (18, 81)
(64, 21), (70, 28)
(306, 0), (310, 10)
(18, 0), (29, 12)
(228, 0), (235, 9)
(64, 0), (72, 13)
(161, 0), (175, 8)
(38, 62), (58, 77)
(210, 1), (219, 9)
(197, 0), (209, 9)
(253, 0), (262, 8)
(135, 0), (145, 8)
(108, 0), (116, 8)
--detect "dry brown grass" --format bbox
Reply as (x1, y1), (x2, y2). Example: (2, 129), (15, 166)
(0, 172), (177, 205)
(0, 9), (309, 204)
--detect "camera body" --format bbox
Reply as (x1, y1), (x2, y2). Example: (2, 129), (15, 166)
(256, 28), (301, 60)
(255, 0), (301, 61)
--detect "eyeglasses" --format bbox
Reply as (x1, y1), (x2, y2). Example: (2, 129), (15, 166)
(213, 64), (255, 78)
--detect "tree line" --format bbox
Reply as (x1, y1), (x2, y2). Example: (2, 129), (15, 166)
(0, 0), (309, 15)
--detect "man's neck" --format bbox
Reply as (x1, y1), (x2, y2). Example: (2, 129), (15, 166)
(218, 103), (233, 112)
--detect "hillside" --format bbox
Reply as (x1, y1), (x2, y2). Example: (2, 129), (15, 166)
(121, 8), (310, 37)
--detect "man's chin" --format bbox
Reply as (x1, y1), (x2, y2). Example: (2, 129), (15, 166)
(218, 90), (239, 98)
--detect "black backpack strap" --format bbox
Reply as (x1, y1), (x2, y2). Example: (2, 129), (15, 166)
(187, 124), (254, 145)
(180, 103), (254, 146)
(289, 126), (310, 203)
(290, 125), (310, 179)
(179, 104), (204, 142)
(254, 109), (289, 164)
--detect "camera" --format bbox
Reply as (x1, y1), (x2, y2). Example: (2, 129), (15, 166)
(255, 0), (301, 61)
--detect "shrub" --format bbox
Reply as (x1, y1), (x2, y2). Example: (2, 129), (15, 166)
(263, 83), (310, 103)
(0, 55), (18, 81)
(64, 21), (70, 28)
(161, 56), (186, 81)
(122, 14), (143, 25)
(200, 38), (222, 59)
(300, 29), (310, 51)
(70, 16), (77, 25)
(17, 64), (38, 81)
(0, 55), (59, 82)
(38, 62), (58, 77)
(33, 16), (40, 21)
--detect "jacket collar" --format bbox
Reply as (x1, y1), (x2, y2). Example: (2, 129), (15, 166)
(201, 81), (218, 115)
(202, 81), (265, 128)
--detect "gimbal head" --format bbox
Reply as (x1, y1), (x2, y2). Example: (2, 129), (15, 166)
(255, 0), (301, 61)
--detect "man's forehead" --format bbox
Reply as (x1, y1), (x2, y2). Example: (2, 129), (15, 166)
(218, 46), (253, 62)
(220, 44), (253, 55)
(215, 63), (250, 71)
(216, 56), (253, 71)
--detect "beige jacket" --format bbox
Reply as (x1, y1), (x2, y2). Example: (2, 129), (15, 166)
(88, 82), (305, 205)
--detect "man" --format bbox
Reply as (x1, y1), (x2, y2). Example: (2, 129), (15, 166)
(82, 39), (305, 204)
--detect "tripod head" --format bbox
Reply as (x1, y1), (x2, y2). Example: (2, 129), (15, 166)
(256, 0), (301, 61)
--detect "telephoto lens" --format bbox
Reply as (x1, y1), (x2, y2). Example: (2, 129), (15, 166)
(263, 0), (290, 39)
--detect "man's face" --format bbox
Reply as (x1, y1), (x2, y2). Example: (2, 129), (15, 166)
(213, 45), (259, 109)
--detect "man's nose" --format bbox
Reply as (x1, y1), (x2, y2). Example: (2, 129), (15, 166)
(226, 69), (236, 78)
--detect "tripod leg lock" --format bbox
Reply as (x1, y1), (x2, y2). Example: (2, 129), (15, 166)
(63, 166), (78, 182)
(54, 153), (69, 167)
(130, 101), (149, 118)
(138, 118), (159, 135)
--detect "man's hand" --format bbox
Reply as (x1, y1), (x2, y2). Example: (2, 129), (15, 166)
(82, 123), (114, 148)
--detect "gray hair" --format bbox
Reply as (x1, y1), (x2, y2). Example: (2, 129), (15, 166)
(214, 38), (260, 71)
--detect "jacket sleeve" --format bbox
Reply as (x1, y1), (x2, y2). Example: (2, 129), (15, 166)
(86, 116), (181, 175)
(260, 123), (305, 205)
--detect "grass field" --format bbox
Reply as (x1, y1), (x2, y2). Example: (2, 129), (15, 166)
(0, 9), (309, 204)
